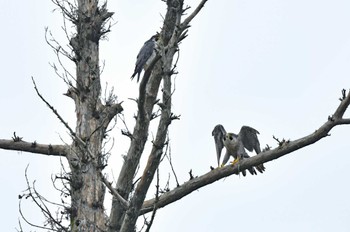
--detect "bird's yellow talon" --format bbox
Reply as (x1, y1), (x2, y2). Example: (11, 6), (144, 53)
(230, 159), (239, 165)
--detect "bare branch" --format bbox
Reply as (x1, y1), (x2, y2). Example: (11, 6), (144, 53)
(180, 0), (208, 30)
(19, 166), (68, 231)
(337, 118), (350, 124)
(120, 44), (174, 232)
(12, 132), (23, 142)
(333, 89), (350, 119)
(188, 169), (195, 180)
(45, 28), (75, 62)
(51, 0), (78, 22)
(19, 202), (52, 231)
(165, 141), (180, 187)
(31, 77), (76, 137)
(140, 89), (350, 215)
(109, 33), (164, 232)
(144, 168), (160, 232)
(99, 172), (129, 209)
(119, 113), (134, 139)
(112, 0), (208, 229)
(0, 139), (67, 157)
(31, 77), (94, 153)
(272, 135), (289, 146)
(103, 102), (124, 127)
(16, 219), (24, 232)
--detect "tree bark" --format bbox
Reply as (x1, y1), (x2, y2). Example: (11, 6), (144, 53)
(2, 1), (350, 232)
(67, 1), (116, 231)
(108, 0), (187, 230)
(0, 139), (67, 157)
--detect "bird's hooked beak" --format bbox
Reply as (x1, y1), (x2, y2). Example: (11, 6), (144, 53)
(153, 33), (160, 41)
(226, 133), (234, 141)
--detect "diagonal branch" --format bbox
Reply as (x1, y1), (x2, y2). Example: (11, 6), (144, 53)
(31, 77), (75, 137)
(144, 168), (160, 232)
(108, 2), (182, 230)
(110, 1), (211, 230)
(98, 171), (129, 209)
(180, 0), (208, 29)
(140, 90), (350, 215)
(120, 64), (173, 232)
(0, 139), (67, 157)
(108, 50), (163, 232)
(31, 77), (92, 152)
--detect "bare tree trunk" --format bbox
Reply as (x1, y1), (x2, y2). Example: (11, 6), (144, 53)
(67, 1), (115, 230)
(2, 1), (349, 232)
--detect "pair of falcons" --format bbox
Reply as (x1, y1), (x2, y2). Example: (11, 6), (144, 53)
(131, 36), (265, 176)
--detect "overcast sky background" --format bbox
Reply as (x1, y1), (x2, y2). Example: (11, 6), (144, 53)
(1, 0), (350, 231)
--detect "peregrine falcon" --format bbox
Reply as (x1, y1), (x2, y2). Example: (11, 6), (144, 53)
(212, 124), (265, 176)
(131, 34), (159, 82)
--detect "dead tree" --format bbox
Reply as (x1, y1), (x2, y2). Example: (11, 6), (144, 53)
(1, 0), (350, 231)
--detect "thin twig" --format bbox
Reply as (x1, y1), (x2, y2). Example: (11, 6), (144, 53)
(180, 0), (208, 29)
(144, 168), (160, 232)
(31, 77), (75, 136)
(99, 172), (129, 209)
(166, 143), (180, 187)
(19, 166), (68, 231)
(31, 77), (92, 156)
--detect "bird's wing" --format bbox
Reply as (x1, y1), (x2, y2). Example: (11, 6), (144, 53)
(239, 126), (266, 174)
(136, 39), (155, 63)
(212, 124), (227, 167)
(239, 126), (261, 154)
(132, 38), (156, 81)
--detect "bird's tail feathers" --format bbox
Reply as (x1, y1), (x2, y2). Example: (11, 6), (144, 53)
(240, 155), (265, 176)
(131, 72), (141, 82)
(247, 167), (257, 175)
(255, 163), (265, 173)
(136, 72), (141, 82)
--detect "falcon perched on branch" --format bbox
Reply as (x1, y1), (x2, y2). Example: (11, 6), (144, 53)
(212, 124), (265, 176)
(131, 34), (159, 82)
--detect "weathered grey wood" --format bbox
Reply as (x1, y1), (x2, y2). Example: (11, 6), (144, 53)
(140, 91), (350, 215)
(1, 1), (349, 232)
(0, 139), (67, 157)
(67, 1), (116, 231)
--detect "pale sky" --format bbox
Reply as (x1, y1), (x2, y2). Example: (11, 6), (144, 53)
(1, 0), (350, 231)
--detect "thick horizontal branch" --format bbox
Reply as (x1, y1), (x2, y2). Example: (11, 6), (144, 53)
(0, 139), (67, 157)
(141, 90), (350, 215)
